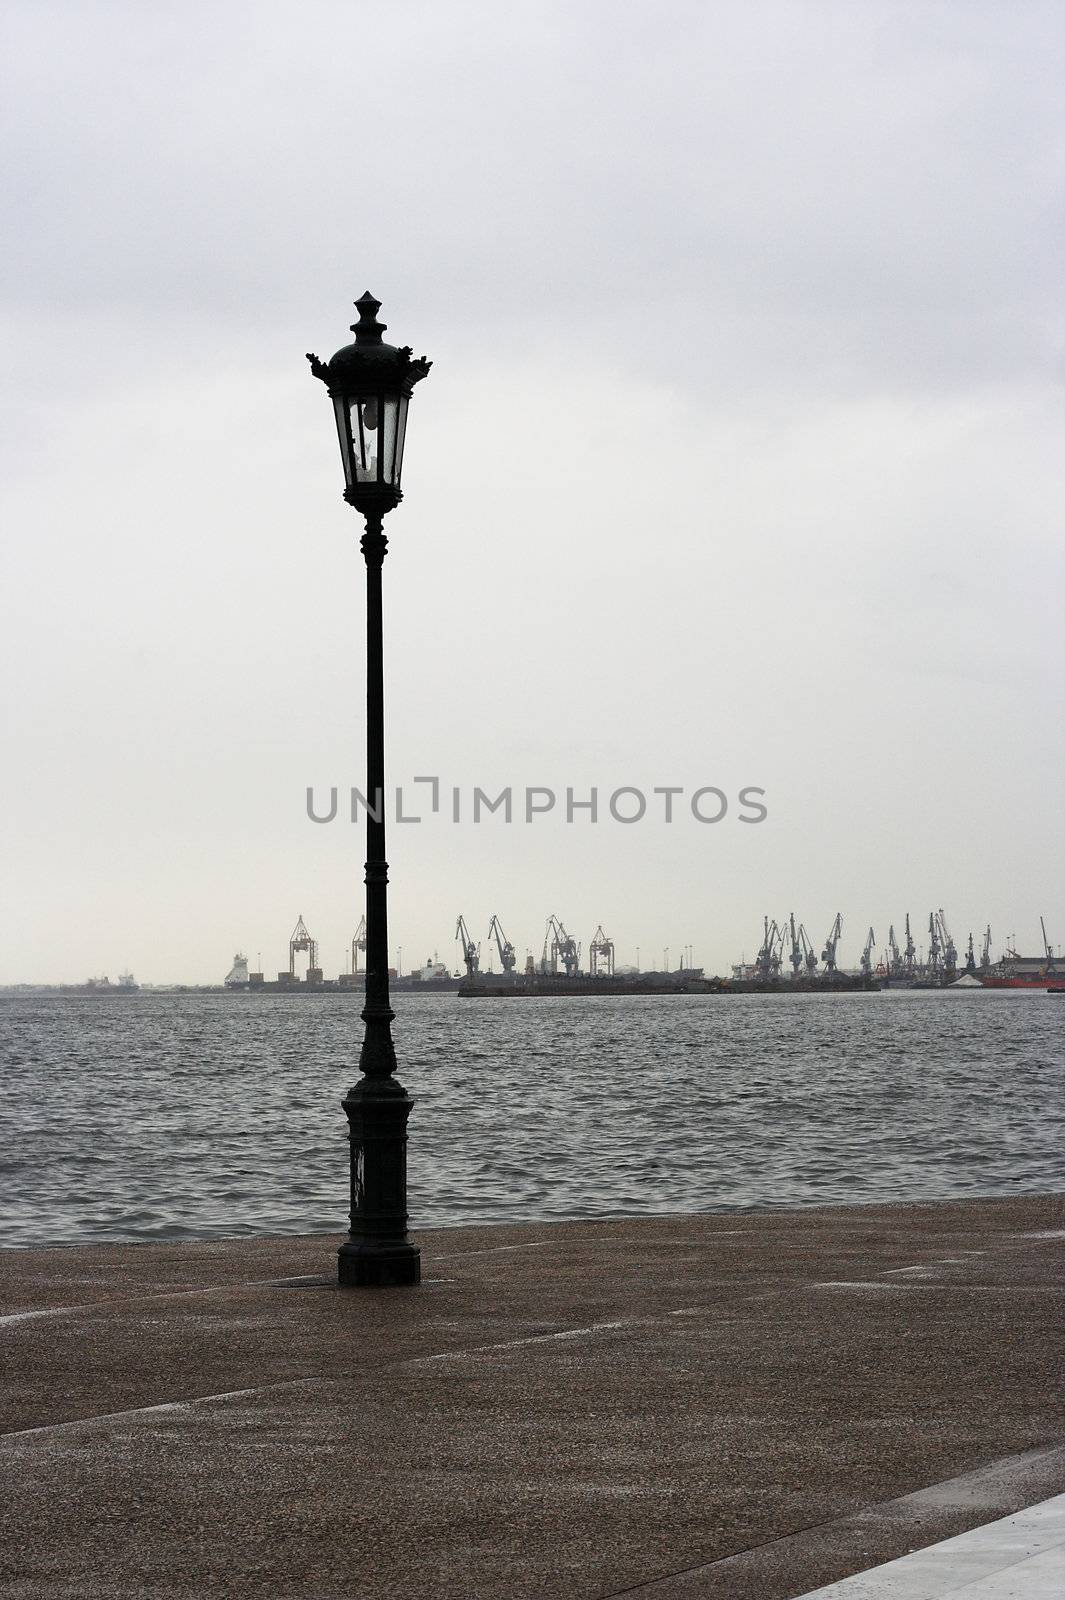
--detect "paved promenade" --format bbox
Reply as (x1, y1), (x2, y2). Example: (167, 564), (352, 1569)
(1, 1194), (1062, 1598)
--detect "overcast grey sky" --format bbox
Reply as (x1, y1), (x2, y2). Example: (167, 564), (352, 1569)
(1, 0), (1062, 983)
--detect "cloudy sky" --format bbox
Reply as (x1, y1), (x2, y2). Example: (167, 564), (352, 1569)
(1, 0), (1062, 983)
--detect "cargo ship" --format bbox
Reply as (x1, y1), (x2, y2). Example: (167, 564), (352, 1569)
(979, 920), (1059, 988)
(722, 974), (880, 994)
(980, 956), (1059, 989)
(459, 971), (720, 997)
(4, 973), (143, 997)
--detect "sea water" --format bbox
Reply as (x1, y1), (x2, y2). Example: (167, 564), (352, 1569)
(0, 989), (1061, 1248)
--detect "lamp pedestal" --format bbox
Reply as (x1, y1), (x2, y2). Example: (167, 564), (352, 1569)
(338, 1075), (419, 1287)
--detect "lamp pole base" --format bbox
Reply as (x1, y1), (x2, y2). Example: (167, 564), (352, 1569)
(337, 1240), (421, 1287)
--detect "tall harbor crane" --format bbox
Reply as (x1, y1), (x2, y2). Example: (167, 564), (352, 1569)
(935, 909), (957, 978)
(903, 914), (916, 977)
(821, 914), (843, 975)
(351, 915), (367, 975)
(964, 932), (977, 974)
(787, 915), (802, 978)
(886, 925), (901, 977)
(927, 912), (941, 976)
(289, 914), (319, 979)
(488, 915), (517, 973)
(589, 925), (615, 976)
(784, 916), (817, 978)
(754, 916), (785, 981)
(860, 927), (876, 978)
(1040, 916), (1056, 973)
(455, 915), (480, 977)
(542, 915), (580, 976)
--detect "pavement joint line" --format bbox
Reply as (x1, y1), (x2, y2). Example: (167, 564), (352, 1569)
(0, 1265), (483, 1324)
(815, 1282), (904, 1290)
(0, 1375), (325, 1442)
(430, 1231), (759, 1259)
(0, 1308), (69, 1327)
(882, 1257), (981, 1274)
(5, 1266), (1056, 1330)
(430, 1239), (556, 1259)
(2, 1218), (1052, 1321)
(0, 1273), (336, 1325)
(592, 1449), (1065, 1600)
(0, 1315), (653, 1439)
(408, 1316), (644, 1363)
(813, 1282), (1065, 1293)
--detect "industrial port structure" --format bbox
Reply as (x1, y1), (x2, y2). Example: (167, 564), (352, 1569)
(223, 912), (1059, 994)
(732, 910), (1059, 990)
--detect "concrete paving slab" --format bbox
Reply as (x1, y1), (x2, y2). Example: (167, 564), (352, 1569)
(0, 1195), (1062, 1598)
(791, 1493), (1065, 1597)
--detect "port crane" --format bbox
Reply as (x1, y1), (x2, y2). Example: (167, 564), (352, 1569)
(351, 915), (367, 975)
(787, 915), (802, 978)
(455, 915), (480, 977)
(754, 916), (785, 981)
(589, 925), (615, 977)
(935, 909), (957, 978)
(821, 914), (843, 975)
(784, 916), (818, 978)
(927, 912), (941, 976)
(542, 915), (580, 977)
(859, 927), (876, 978)
(289, 914), (319, 978)
(885, 926), (901, 977)
(1040, 916), (1057, 973)
(487, 915), (517, 973)
(964, 932), (977, 974)
(903, 914), (916, 977)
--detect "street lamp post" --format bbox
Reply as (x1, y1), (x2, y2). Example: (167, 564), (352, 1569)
(307, 292), (431, 1287)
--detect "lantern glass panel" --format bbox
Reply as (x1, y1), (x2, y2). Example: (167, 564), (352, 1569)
(333, 396), (353, 486)
(394, 396), (409, 484)
(381, 397), (401, 485)
(351, 398), (379, 483)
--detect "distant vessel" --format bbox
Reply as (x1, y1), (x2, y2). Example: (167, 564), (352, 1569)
(393, 958), (459, 992)
(59, 973), (140, 995)
(980, 958), (1059, 989)
(459, 971), (717, 997)
(224, 954), (250, 988)
(723, 974), (878, 994)
(980, 919), (1059, 988)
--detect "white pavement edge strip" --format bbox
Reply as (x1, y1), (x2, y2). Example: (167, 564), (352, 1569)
(598, 1448), (1065, 1600)
(789, 1493), (1065, 1598)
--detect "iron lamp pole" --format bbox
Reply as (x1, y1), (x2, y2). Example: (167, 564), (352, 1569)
(307, 292), (431, 1287)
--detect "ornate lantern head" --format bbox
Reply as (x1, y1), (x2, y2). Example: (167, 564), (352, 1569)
(307, 292), (431, 515)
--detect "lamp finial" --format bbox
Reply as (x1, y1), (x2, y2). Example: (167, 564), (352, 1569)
(351, 292), (386, 343)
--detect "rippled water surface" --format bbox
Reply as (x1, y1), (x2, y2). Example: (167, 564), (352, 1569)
(1, 991), (1062, 1247)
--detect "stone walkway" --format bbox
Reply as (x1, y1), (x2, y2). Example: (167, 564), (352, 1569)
(794, 1493), (1065, 1597)
(1, 1194), (1062, 1597)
